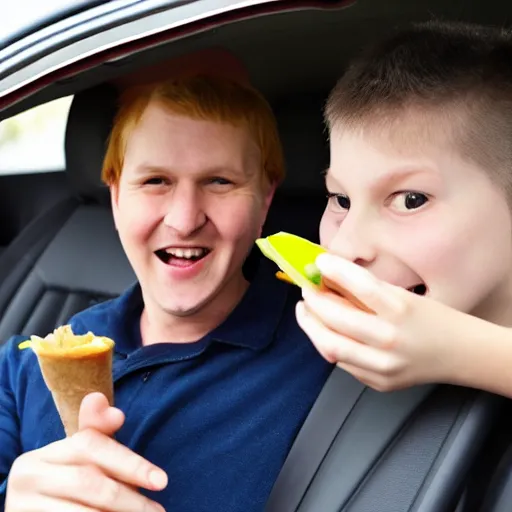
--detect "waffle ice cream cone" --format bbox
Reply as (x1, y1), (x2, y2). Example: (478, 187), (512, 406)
(19, 325), (115, 437)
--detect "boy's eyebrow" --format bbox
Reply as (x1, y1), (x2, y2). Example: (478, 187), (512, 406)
(323, 169), (342, 190)
(323, 166), (440, 191)
(323, 168), (342, 187)
(373, 167), (439, 189)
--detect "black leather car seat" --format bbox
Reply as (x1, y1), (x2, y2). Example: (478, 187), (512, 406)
(0, 85), (135, 344)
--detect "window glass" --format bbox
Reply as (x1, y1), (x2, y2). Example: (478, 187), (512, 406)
(0, 95), (73, 175)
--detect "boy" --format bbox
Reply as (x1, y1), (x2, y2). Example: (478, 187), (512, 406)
(1, 67), (332, 510)
(298, 21), (512, 398)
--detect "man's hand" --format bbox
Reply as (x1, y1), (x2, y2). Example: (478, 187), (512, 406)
(296, 252), (485, 392)
(5, 393), (167, 512)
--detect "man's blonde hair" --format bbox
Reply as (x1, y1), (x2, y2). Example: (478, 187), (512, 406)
(102, 74), (285, 188)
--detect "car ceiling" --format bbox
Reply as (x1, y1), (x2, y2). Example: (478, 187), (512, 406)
(1, 0), (511, 120)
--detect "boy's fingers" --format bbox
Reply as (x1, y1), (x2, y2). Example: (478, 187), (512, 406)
(321, 275), (375, 314)
(316, 253), (401, 316)
(78, 393), (125, 436)
(40, 429), (168, 492)
(301, 288), (396, 349)
(296, 301), (394, 369)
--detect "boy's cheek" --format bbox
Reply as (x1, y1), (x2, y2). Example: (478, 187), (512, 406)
(318, 213), (338, 249)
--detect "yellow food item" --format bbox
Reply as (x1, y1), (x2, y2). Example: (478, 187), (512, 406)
(257, 231), (373, 313)
(19, 325), (115, 437)
(256, 232), (326, 290)
(19, 325), (114, 357)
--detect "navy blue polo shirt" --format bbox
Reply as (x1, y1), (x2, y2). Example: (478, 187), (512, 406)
(0, 261), (333, 511)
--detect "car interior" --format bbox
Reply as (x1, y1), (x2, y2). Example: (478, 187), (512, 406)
(2, 0), (512, 511)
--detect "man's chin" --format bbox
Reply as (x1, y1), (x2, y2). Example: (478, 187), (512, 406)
(160, 297), (209, 318)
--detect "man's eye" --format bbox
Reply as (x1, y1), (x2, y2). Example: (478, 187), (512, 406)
(390, 191), (429, 212)
(143, 177), (166, 185)
(209, 177), (232, 185)
(327, 192), (350, 210)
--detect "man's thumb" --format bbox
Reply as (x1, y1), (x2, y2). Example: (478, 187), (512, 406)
(78, 392), (125, 436)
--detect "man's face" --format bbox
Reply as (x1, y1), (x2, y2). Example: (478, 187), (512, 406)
(321, 116), (512, 324)
(111, 100), (274, 318)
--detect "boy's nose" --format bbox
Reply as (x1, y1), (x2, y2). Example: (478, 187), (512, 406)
(328, 211), (377, 267)
(163, 185), (206, 236)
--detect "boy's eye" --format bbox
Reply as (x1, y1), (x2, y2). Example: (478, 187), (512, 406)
(327, 192), (350, 211)
(390, 191), (429, 212)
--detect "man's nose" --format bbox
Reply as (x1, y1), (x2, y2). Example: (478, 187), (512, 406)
(163, 184), (206, 236)
(327, 209), (377, 267)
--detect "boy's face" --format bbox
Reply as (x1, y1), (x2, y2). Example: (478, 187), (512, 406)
(321, 116), (512, 324)
(111, 101), (273, 319)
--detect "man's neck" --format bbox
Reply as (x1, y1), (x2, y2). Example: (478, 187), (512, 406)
(140, 273), (250, 345)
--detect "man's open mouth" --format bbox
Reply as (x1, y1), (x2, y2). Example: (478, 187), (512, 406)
(407, 284), (427, 296)
(155, 247), (211, 265)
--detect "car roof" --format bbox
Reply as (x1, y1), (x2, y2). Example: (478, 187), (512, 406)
(1, 0), (509, 123)
(2, 0), (104, 47)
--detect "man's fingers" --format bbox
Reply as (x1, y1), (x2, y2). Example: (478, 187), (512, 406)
(38, 463), (164, 512)
(13, 495), (101, 512)
(78, 393), (125, 436)
(39, 429), (168, 492)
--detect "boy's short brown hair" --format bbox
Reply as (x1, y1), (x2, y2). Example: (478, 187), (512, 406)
(325, 21), (512, 196)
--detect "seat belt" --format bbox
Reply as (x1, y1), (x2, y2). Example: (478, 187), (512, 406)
(265, 367), (434, 512)
(265, 368), (366, 512)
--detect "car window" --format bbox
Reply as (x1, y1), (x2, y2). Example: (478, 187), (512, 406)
(0, 95), (73, 176)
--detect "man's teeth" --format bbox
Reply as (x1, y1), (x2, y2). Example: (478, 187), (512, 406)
(165, 248), (207, 259)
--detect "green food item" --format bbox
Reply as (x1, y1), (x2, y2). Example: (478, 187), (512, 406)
(304, 263), (322, 285)
(255, 232), (326, 289)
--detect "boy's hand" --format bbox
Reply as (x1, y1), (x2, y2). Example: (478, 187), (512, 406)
(296, 253), (480, 392)
(5, 393), (167, 512)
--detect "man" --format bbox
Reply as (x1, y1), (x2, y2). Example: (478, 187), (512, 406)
(1, 56), (332, 511)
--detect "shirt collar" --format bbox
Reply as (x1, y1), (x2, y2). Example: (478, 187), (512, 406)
(72, 258), (291, 354)
(206, 258), (290, 351)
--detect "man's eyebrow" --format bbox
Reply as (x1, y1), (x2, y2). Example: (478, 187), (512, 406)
(133, 163), (170, 175)
(133, 164), (247, 177)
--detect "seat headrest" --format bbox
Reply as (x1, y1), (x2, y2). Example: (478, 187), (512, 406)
(64, 85), (330, 201)
(64, 84), (118, 202)
(275, 92), (330, 195)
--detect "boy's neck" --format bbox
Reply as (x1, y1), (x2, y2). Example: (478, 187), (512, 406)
(139, 273), (250, 345)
